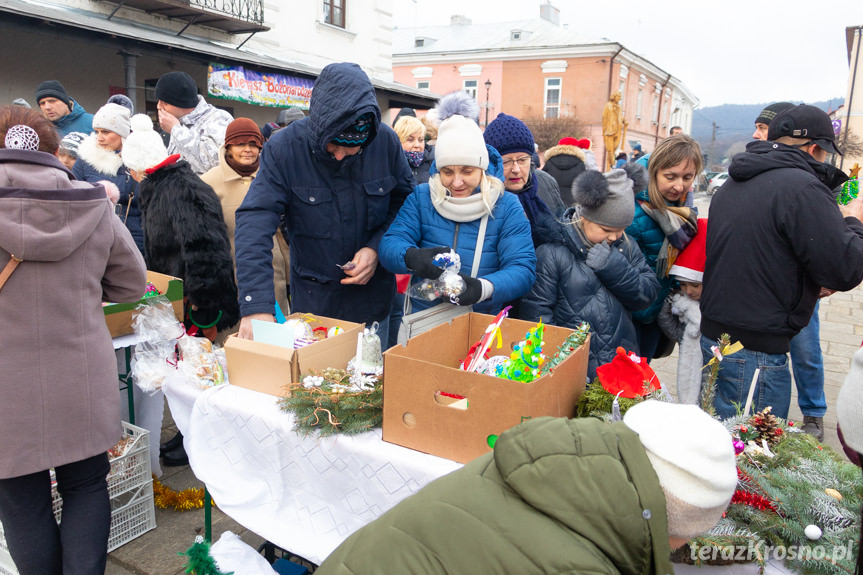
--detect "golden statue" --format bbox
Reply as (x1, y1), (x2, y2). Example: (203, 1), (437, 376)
(602, 91), (628, 171)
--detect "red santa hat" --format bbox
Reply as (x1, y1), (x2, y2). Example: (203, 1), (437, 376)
(596, 347), (660, 399)
(669, 218), (708, 283)
(558, 136), (592, 150)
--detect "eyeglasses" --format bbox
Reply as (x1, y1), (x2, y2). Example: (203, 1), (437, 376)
(502, 156), (532, 169)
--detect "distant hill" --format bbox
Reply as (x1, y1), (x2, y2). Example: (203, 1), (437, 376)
(691, 99), (843, 170)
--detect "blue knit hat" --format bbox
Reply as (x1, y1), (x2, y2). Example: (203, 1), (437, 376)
(332, 112), (375, 147)
(483, 113), (535, 157)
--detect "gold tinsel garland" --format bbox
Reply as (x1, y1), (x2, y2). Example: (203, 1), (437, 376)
(152, 476), (211, 511)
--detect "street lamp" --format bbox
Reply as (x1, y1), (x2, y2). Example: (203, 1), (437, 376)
(484, 79), (492, 127)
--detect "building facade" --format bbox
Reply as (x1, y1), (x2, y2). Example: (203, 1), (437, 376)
(839, 25), (863, 174)
(393, 5), (699, 164)
(0, 0), (432, 127)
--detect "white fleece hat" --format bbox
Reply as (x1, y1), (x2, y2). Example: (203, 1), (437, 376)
(92, 103), (132, 138)
(838, 346), (863, 455)
(122, 114), (168, 172)
(623, 400), (737, 540)
(434, 114), (488, 171)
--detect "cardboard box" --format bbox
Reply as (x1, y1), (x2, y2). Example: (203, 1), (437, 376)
(383, 312), (590, 463)
(103, 271), (183, 338)
(224, 314), (363, 396)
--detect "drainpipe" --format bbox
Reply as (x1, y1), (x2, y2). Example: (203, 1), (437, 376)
(119, 50), (140, 111)
(607, 44), (624, 100)
(654, 73), (672, 147)
(840, 26), (861, 172)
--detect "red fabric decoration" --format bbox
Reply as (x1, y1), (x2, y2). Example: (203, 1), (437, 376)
(556, 137), (592, 150)
(145, 153), (182, 175)
(669, 218), (707, 282)
(596, 347), (660, 399)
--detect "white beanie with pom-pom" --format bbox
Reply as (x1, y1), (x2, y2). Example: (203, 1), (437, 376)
(121, 114), (168, 172)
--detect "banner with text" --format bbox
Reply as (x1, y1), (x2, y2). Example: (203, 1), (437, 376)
(208, 63), (313, 109)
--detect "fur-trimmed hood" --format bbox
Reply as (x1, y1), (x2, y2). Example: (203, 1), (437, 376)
(543, 144), (586, 163)
(76, 134), (123, 176)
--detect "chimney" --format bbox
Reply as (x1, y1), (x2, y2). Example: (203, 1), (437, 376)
(539, 2), (560, 26)
(450, 15), (472, 26)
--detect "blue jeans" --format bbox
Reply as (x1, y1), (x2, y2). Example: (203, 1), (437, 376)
(700, 335), (793, 419)
(0, 453), (111, 575)
(789, 301), (826, 417)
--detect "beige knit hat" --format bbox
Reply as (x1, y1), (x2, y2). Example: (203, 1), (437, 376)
(623, 400), (737, 540)
(837, 346), (863, 454)
(92, 103), (132, 138)
(434, 115), (488, 171)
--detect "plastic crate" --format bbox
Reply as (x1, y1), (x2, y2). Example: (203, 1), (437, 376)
(0, 422), (156, 573)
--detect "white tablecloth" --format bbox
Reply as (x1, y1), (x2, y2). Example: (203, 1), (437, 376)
(163, 373), (462, 565)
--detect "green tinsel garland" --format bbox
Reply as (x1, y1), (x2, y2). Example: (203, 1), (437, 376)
(278, 368), (383, 437)
(540, 322), (590, 376)
(179, 536), (233, 575)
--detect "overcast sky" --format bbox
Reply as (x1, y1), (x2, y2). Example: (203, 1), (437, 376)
(394, 0), (860, 108)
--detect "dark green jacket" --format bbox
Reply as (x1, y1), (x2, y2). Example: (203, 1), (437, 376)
(317, 417), (674, 575)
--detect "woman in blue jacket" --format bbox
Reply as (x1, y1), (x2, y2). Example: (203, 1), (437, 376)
(625, 135), (701, 359)
(72, 102), (145, 256)
(380, 114), (535, 316)
(521, 168), (659, 379)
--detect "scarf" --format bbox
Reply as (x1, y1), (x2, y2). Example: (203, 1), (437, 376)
(405, 149), (424, 169)
(637, 200), (697, 277)
(429, 178), (501, 223)
(226, 153), (259, 177)
(515, 170), (555, 233)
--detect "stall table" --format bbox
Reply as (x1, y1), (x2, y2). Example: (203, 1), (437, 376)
(163, 374), (461, 565)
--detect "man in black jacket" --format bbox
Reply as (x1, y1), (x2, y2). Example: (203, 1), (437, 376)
(700, 104), (863, 420)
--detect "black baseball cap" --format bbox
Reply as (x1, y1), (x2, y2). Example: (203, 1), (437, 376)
(767, 104), (842, 156)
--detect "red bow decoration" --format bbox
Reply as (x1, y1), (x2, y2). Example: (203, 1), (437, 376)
(596, 347), (660, 399)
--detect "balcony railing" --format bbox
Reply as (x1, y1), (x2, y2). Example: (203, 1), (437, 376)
(102, 0), (270, 35)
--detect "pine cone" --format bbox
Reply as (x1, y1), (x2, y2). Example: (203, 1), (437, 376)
(749, 406), (782, 446)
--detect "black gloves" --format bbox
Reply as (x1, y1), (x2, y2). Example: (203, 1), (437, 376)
(405, 246), (449, 280)
(455, 274), (483, 306)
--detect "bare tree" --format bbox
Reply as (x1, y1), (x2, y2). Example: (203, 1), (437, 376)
(521, 116), (583, 154)
(836, 130), (863, 159)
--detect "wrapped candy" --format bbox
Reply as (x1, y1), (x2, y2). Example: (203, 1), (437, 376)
(354, 322), (383, 376)
(130, 296), (185, 394)
(407, 250), (466, 304)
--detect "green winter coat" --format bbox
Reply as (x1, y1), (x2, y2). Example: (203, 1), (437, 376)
(316, 417), (675, 575)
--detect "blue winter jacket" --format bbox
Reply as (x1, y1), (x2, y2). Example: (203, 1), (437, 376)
(53, 99), (94, 137)
(625, 189), (678, 323)
(521, 216), (659, 379)
(379, 151), (536, 315)
(234, 63), (415, 324)
(72, 155), (144, 256)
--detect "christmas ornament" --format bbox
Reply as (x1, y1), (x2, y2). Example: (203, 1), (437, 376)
(733, 439), (745, 455)
(283, 318), (314, 348)
(179, 535), (233, 575)
(837, 175), (859, 206)
(355, 322), (383, 375)
(495, 321), (546, 382)
(825, 488), (843, 501)
(327, 326), (344, 337)
(408, 250), (466, 304)
(596, 347), (660, 399)
(279, 367), (383, 436)
(461, 306), (510, 372)
(804, 524), (823, 540)
(749, 406), (783, 447)
(143, 282), (161, 297)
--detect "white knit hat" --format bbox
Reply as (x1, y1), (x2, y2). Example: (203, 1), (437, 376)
(838, 346), (863, 454)
(92, 103), (132, 138)
(122, 114), (168, 172)
(434, 115), (488, 171)
(623, 400), (737, 540)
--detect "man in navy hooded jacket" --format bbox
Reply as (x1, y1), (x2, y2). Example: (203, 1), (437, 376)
(234, 63), (415, 343)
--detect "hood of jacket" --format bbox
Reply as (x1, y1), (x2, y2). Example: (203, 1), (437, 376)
(76, 133), (123, 176)
(493, 416), (673, 575)
(0, 149), (111, 262)
(543, 143), (586, 165)
(307, 63), (381, 161)
(730, 140), (849, 190)
(55, 98), (89, 130)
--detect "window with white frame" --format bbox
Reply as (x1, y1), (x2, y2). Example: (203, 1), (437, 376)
(618, 80), (626, 110)
(463, 79), (478, 100)
(322, 0), (345, 28)
(417, 81), (430, 91)
(545, 77), (561, 119)
(636, 88), (643, 120)
(652, 93), (659, 124)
